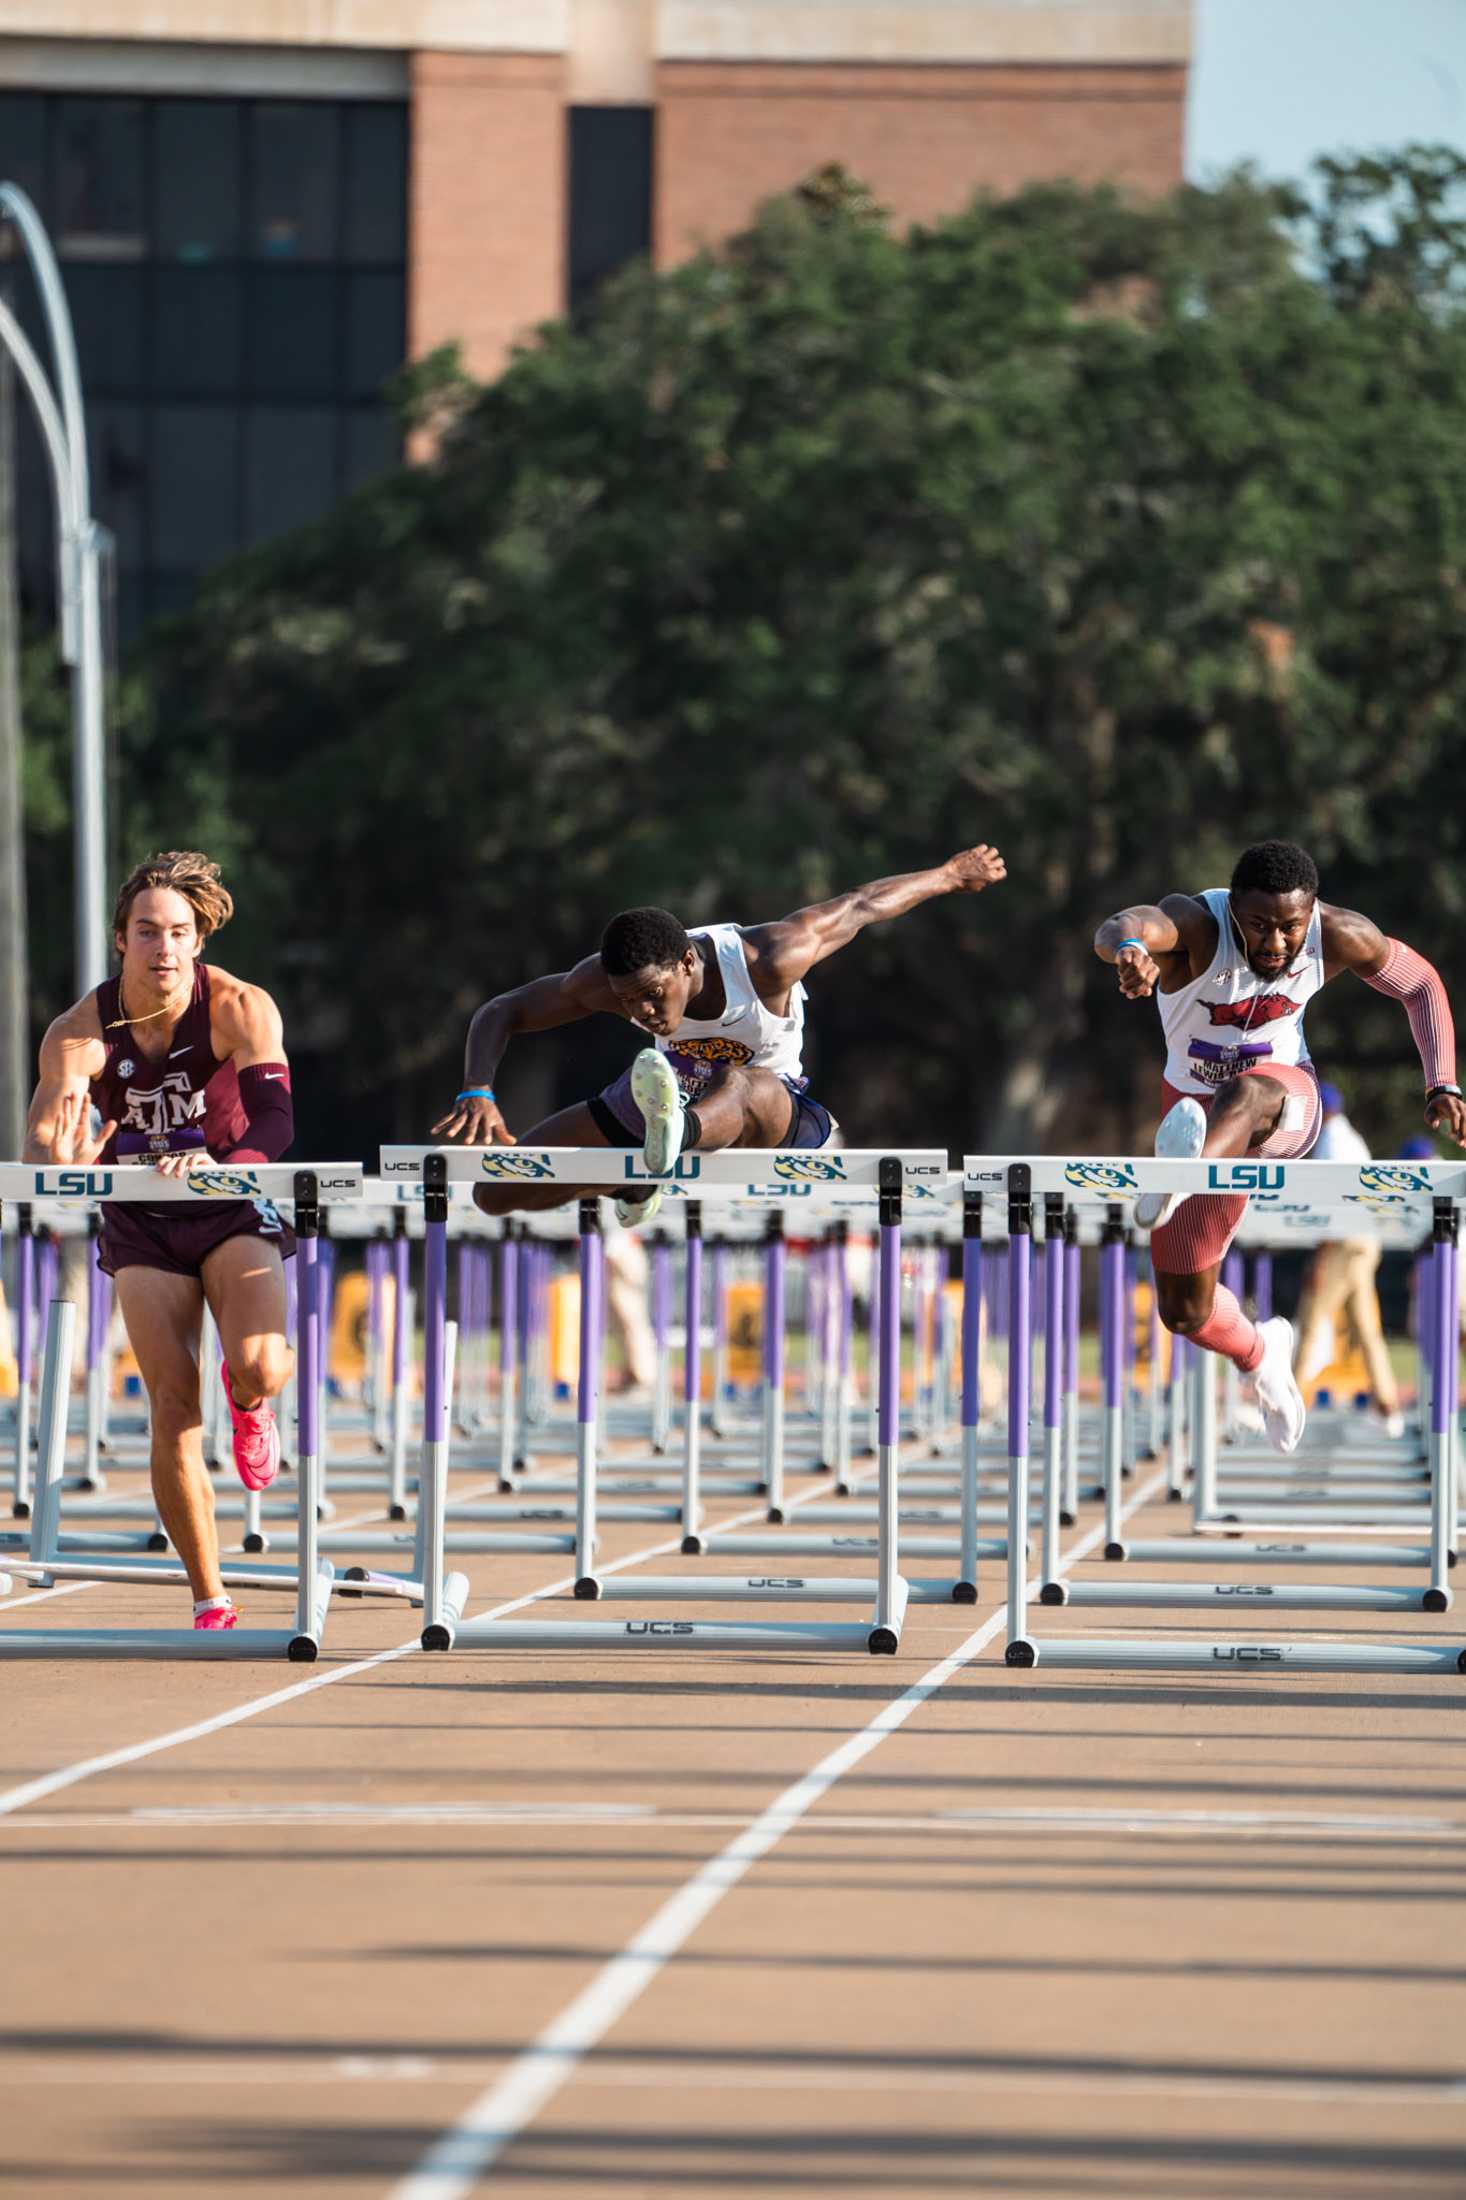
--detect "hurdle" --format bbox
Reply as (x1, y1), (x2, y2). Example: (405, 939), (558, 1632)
(976, 1154), (1466, 1675)
(0, 1163), (369, 1658)
(386, 1144), (942, 1653)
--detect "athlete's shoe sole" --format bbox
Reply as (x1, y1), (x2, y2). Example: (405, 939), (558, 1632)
(1253, 1315), (1306, 1454)
(1133, 1096), (1208, 1232)
(613, 1186), (664, 1228)
(630, 1048), (685, 1176)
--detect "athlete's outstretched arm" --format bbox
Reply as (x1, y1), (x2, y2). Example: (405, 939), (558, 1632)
(22, 1004), (112, 1165)
(433, 958), (620, 1146)
(745, 846), (1006, 987)
(1323, 909), (1464, 1147)
(206, 981), (293, 1176)
(1094, 896), (1208, 998)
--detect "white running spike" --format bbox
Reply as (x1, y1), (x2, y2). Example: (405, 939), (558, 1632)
(630, 1048), (685, 1176)
(1133, 1095), (1207, 1231)
(1253, 1315), (1307, 1454)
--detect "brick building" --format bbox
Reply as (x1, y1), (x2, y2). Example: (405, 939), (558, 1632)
(1, 2), (1192, 628)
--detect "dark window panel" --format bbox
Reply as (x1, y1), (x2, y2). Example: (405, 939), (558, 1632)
(156, 101), (243, 262)
(148, 568), (199, 619)
(57, 98), (146, 259)
(568, 106), (653, 318)
(151, 404), (241, 569)
(246, 267), (338, 396)
(344, 106), (408, 263)
(65, 264), (145, 396)
(0, 94), (49, 235)
(251, 103), (339, 261)
(343, 406), (400, 492)
(89, 400), (147, 568)
(153, 267), (242, 397)
(244, 405), (337, 543)
(345, 269), (405, 400)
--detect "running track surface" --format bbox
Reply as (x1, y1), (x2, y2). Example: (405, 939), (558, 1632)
(3, 1437), (1464, 2198)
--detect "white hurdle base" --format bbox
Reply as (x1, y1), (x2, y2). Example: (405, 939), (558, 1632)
(448, 1581), (909, 1656)
(0, 1559), (335, 1662)
(1044, 1580), (1448, 1612)
(1006, 1633), (1466, 1674)
(1116, 1538), (1440, 1568)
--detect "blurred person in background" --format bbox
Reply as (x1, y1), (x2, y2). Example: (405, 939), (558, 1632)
(1292, 1083), (1404, 1437)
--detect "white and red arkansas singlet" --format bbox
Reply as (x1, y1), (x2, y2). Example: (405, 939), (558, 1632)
(1157, 887), (1325, 1098)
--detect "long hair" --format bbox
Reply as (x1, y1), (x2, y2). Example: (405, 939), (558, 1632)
(111, 851), (234, 949)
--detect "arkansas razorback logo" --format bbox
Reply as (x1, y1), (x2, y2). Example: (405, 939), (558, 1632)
(1206, 995), (1298, 1029)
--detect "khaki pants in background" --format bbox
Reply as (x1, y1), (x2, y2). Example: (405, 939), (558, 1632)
(603, 1229), (657, 1391)
(1293, 1238), (1398, 1413)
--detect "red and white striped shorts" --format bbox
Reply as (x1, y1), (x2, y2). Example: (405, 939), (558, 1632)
(1150, 1060), (1322, 1276)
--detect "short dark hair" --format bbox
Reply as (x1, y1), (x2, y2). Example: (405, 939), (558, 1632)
(1230, 840), (1319, 900)
(600, 907), (691, 977)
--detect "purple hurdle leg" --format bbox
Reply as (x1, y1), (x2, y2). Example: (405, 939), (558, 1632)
(574, 1201), (605, 1594)
(651, 1231), (672, 1454)
(1427, 1202), (1457, 1607)
(288, 1176), (327, 1658)
(681, 1204), (704, 1552)
(871, 1158), (907, 1651)
(80, 1222), (108, 1491)
(1101, 1209), (1127, 1557)
(1063, 1211), (1081, 1521)
(763, 1216), (788, 1520)
(1004, 1167), (1036, 1661)
(709, 1237), (729, 1437)
(1040, 1195), (1066, 1591)
(497, 1227), (520, 1488)
(956, 1185), (983, 1601)
(13, 1210), (35, 1515)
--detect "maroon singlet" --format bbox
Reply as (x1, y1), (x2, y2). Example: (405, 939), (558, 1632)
(89, 964), (293, 1279)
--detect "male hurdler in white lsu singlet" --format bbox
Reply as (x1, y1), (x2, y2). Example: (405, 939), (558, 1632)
(433, 846), (1006, 1221)
(1094, 838), (1464, 1453)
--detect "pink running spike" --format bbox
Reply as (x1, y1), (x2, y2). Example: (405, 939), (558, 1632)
(220, 1362), (281, 1491)
(193, 1603), (238, 1631)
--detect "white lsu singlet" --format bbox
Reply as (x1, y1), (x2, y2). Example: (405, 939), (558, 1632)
(1157, 887), (1325, 1097)
(650, 923), (807, 1100)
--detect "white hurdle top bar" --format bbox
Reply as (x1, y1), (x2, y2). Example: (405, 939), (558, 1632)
(380, 1146), (947, 1200)
(0, 1162), (365, 1205)
(964, 1155), (1465, 1235)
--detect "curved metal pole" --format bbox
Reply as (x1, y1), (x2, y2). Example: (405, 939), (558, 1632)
(0, 294), (77, 617)
(0, 181), (109, 996)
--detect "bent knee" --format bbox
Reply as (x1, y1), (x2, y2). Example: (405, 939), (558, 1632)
(230, 1336), (292, 1399)
(1155, 1284), (1213, 1336)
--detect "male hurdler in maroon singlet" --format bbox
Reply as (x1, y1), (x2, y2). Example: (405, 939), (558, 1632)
(23, 853), (298, 1630)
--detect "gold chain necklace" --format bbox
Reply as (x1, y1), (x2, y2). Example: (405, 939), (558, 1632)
(104, 973), (191, 1032)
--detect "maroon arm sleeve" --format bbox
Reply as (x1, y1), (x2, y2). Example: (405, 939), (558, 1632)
(223, 1062), (295, 1164)
(1357, 941), (1457, 1090)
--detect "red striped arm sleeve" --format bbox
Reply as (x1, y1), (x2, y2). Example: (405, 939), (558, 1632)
(1357, 941), (1457, 1090)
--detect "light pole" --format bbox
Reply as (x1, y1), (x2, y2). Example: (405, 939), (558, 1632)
(0, 181), (109, 998)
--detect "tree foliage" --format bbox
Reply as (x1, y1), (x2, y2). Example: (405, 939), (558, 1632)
(25, 147), (1466, 1160)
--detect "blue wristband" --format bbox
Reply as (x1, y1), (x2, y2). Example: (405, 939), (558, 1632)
(457, 1087), (496, 1102)
(1115, 938), (1146, 953)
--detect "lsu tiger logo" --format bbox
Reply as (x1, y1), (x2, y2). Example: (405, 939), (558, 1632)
(774, 1153), (846, 1183)
(665, 1037), (756, 1068)
(480, 1151), (556, 1181)
(1063, 1161), (1138, 1193)
(1358, 1164), (1432, 1196)
(186, 1169), (260, 1199)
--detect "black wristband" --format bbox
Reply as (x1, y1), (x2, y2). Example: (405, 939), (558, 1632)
(1426, 1083), (1462, 1102)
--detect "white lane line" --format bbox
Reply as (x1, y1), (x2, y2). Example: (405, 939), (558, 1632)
(388, 1467), (1168, 2200)
(0, 1482), (806, 1823)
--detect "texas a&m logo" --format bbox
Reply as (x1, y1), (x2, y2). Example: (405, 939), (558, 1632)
(122, 1070), (205, 1140)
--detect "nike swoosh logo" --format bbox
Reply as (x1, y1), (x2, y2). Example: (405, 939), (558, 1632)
(261, 1073), (284, 1082)
(169, 1046), (191, 1057)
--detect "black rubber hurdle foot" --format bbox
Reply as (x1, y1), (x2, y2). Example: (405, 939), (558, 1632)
(147, 1530), (167, 1551)
(1039, 1582), (1068, 1605)
(951, 1582), (977, 1605)
(1423, 1588), (1450, 1612)
(1005, 1640), (1037, 1668)
(573, 1575), (601, 1601)
(680, 1534), (704, 1556)
(1104, 1540), (1128, 1561)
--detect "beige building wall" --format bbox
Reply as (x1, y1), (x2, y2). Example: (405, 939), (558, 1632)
(1, 2), (1193, 374)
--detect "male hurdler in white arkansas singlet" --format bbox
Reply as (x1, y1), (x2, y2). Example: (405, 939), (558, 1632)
(1094, 839), (1464, 1453)
(434, 846), (1007, 1221)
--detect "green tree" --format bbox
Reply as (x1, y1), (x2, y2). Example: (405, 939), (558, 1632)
(42, 146), (1466, 1160)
